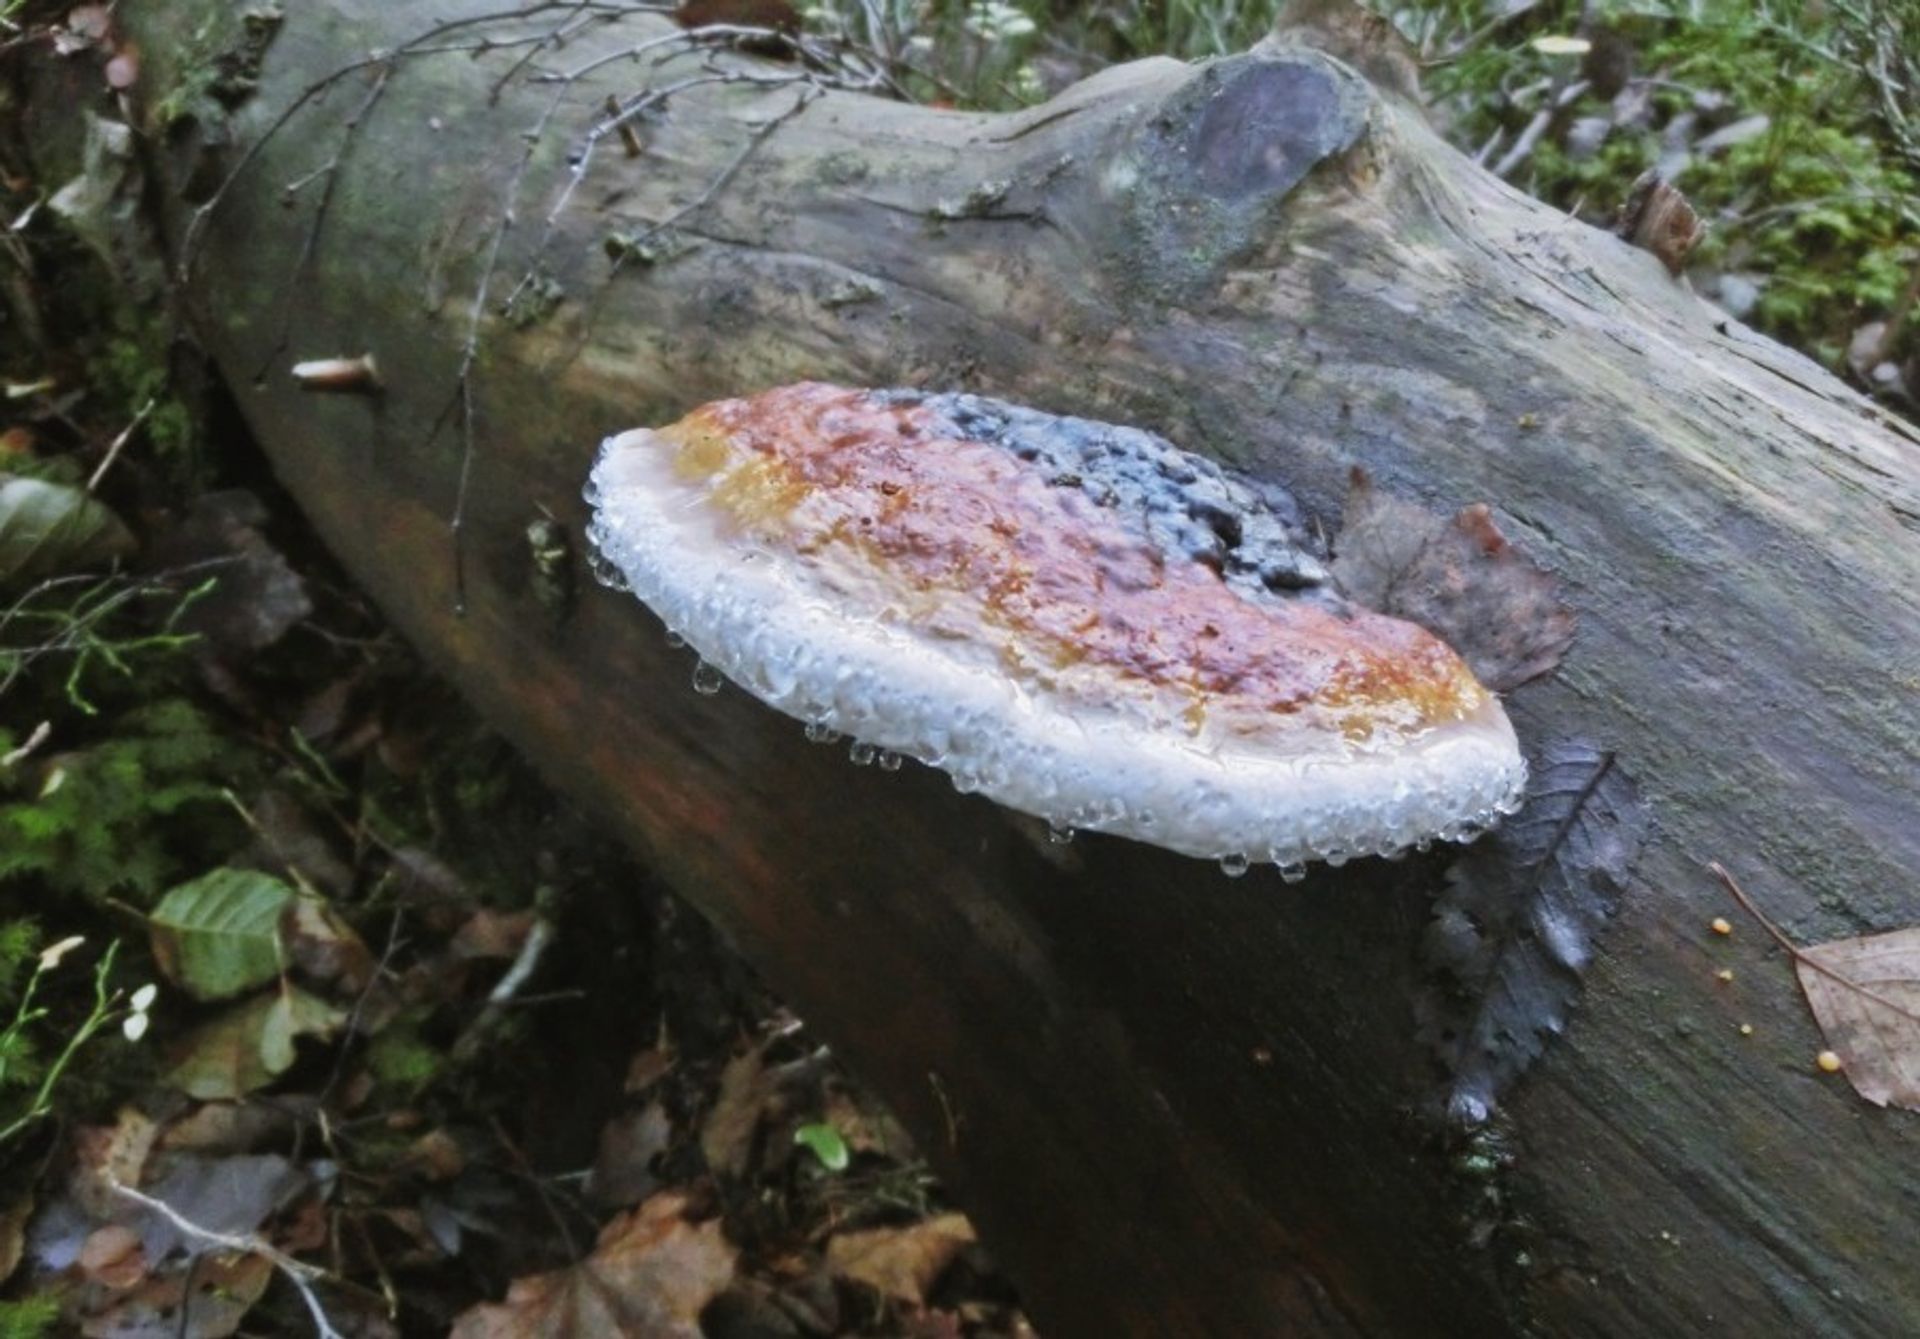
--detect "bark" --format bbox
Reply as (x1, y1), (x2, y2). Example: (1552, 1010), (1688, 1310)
(44, 2), (1920, 1333)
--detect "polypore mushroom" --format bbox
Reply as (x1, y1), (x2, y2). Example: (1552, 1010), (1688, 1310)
(586, 383), (1525, 874)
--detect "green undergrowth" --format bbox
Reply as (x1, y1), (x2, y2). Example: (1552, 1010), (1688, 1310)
(825, 0), (1917, 370)
(1417, 0), (1920, 359)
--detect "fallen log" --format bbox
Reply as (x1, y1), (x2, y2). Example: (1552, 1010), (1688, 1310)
(39, 2), (1920, 1332)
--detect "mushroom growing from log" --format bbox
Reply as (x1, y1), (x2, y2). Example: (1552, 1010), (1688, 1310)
(587, 383), (1525, 873)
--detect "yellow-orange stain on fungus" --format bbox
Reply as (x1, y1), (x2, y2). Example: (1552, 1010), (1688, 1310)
(667, 384), (1490, 745)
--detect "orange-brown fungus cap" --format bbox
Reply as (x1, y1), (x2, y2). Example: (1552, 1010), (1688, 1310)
(588, 383), (1526, 871)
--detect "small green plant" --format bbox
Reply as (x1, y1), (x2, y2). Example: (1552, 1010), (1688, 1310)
(0, 698), (248, 902)
(0, 570), (215, 713)
(0, 933), (139, 1145)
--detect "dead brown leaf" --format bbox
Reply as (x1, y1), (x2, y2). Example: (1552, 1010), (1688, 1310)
(700, 1048), (773, 1178)
(0, 1189), (30, 1284)
(77, 1224), (145, 1290)
(158, 1101), (296, 1155)
(78, 1249), (272, 1339)
(825, 1213), (977, 1307)
(587, 1101), (673, 1208)
(1795, 929), (1920, 1109)
(165, 987), (346, 1101)
(70, 1107), (160, 1218)
(1330, 470), (1575, 693)
(450, 908), (536, 961)
(1714, 863), (1920, 1111)
(281, 895), (375, 992)
(449, 1190), (737, 1339)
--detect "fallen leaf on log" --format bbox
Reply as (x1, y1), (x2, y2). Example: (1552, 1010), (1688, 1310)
(449, 1190), (736, 1338)
(1712, 864), (1920, 1110)
(1330, 469), (1575, 692)
(1418, 740), (1649, 1127)
(825, 1212), (977, 1306)
(1791, 933), (1920, 1107)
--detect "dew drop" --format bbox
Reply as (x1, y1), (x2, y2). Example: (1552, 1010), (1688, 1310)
(1278, 862), (1308, 884)
(803, 720), (841, 744)
(664, 630), (687, 649)
(848, 741), (877, 766)
(1218, 852), (1251, 878)
(1046, 821), (1076, 845)
(586, 549), (630, 592)
(691, 660), (724, 695)
(876, 750), (903, 772)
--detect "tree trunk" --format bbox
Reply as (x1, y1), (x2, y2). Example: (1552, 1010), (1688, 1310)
(48, 2), (1920, 1333)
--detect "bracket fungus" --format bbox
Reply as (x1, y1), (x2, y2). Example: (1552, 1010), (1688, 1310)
(586, 384), (1525, 873)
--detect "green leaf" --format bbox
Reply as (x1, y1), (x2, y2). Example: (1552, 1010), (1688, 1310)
(150, 869), (295, 1001)
(793, 1121), (850, 1172)
(164, 986), (344, 1100)
(0, 475), (135, 589)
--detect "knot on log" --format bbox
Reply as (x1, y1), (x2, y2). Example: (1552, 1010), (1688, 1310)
(1097, 51), (1371, 303)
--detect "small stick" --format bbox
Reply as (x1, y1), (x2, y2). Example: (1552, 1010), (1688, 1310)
(86, 399), (154, 492)
(109, 1178), (345, 1339)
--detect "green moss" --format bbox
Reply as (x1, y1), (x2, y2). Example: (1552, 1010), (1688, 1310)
(1420, 0), (1920, 355)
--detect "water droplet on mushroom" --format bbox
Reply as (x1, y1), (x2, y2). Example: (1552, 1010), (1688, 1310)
(1278, 862), (1308, 884)
(1218, 853), (1250, 878)
(876, 750), (903, 772)
(804, 720), (841, 745)
(691, 660), (724, 695)
(664, 630), (687, 649)
(1047, 821), (1076, 845)
(849, 741), (877, 766)
(587, 549), (630, 592)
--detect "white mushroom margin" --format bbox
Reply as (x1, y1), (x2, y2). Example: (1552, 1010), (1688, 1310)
(587, 427), (1528, 873)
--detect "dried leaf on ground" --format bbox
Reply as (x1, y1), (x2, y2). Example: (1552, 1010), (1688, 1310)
(131, 1154), (309, 1260)
(281, 895), (375, 992)
(1795, 929), (1920, 1110)
(78, 1249), (272, 1339)
(1331, 470), (1575, 692)
(587, 1101), (673, 1208)
(701, 1048), (775, 1178)
(700, 1042), (833, 1178)
(1418, 740), (1649, 1127)
(69, 1108), (161, 1220)
(76, 1225), (144, 1289)
(825, 1213), (977, 1306)
(165, 986), (345, 1100)
(150, 868), (294, 1002)
(449, 908), (536, 961)
(449, 1190), (737, 1339)
(0, 473), (136, 588)
(0, 1189), (31, 1283)
(146, 490), (313, 657)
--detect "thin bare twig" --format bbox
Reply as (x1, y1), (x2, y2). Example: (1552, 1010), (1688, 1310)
(108, 1177), (345, 1339)
(86, 398), (154, 492)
